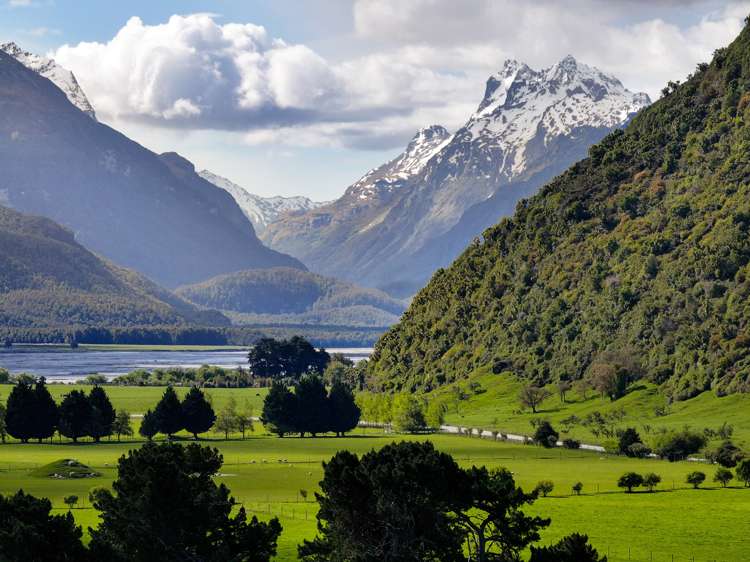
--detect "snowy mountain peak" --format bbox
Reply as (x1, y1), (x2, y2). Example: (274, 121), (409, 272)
(198, 170), (326, 234)
(0, 41), (96, 120)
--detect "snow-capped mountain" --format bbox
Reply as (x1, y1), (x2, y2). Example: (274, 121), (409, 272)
(264, 56), (650, 296)
(0, 42), (96, 119)
(198, 170), (326, 234)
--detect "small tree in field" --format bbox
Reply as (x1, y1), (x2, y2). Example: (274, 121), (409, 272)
(299, 489), (308, 502)
(535, 480), (554, 497)
(139, 409), (158, 441)
(519, 385), (551, 413)
(737, 459), (750, 487)
(617, 472), (643, 493)
(572, 482), (583, 495)
(215, 397), (239, 440)
(112, 410), (133, 442)
(643, 473), (661, 492)
(686, 471), (706, 489)
(714, 467), (733, 488)
(63, 495), (78, 510)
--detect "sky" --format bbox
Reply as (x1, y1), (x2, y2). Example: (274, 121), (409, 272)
(1, 0), (749, 200)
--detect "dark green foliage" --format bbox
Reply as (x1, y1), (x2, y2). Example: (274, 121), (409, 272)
(298, 441), (468, 562)
(260, 382), (298, 437)
(5, 381), (35, 442)
(87, 386), (115, 443)
(0, 490), (89, 561)
(714, 467), (733, 487)
(643, 473), (661, 492)
(618, 427), (643, 456)
(181, 386), (216, 439)
(653, 429), (707, 461)
(327, 380), (361, 437)
(88, 442), (281, 562)
(295, 375), (330, 437)
(58, 390), (92, 443)
(0, 403), (6, 442)
(562, 438), (580, 449)
(736, 458), (750, 486)
(369, 22), (750, 400)
(711, 440), (744, 467)
(248, 336), (330, 380)
(530, 533), (607, 562)
(617, 472), (643, 493)
(686, 471), (706, 488)
(31, 378), (58, 443)
(139, 409), (158, 441)
(153, 386), (184, 437)
(533, 421), (559, 448)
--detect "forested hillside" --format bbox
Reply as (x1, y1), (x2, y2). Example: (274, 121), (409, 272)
(0, 205), (226, 327)
(370, 20), (750, 401)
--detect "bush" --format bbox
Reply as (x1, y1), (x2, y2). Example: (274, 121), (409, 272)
(535, 480), (554, 497)
(737, 459), (750, 487)
(710, 441), (744, 468)
(618, 427), (643, 456)
(617, 472), (643, 493)
(653, 429), (707, 461)
(562, 438), (580, 449)
(686, 471), (706, 489)
(533, 421), (559, 448)
(642, 473), (661, 492)
(572, 482), (583, 495)
(714, 467), (733, 488)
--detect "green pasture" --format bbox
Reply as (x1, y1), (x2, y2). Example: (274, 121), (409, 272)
(0, 432), (747, 561)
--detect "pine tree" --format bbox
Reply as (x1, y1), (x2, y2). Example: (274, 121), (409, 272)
(328, 380), (361, 437)
(295, 375), (330, 437)
(5, 381), (35, 443)
(139, 409), (158, 441)
(260, 382), (297, 438)
(31, 377), (58, 443)
(88, 386), (115, 443)
(58, 390), (92, 443)
(154, 386), (184, 438)
(181, 387), (216, 439)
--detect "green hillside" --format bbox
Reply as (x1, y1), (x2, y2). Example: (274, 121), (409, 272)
(177, 267), (406, 327)
(0, 205), (227, 327)
(370, 21), (750, 401)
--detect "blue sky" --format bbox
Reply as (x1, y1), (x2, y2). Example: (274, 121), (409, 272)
(1, 0), (748, 199)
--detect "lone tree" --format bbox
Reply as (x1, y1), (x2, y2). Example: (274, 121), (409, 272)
(686, 471), (706, 489)
(535, 480), (554, 497)
(112, 410), (133, 442)
(533, 421), (559, 448)
(154, 386), (184, 438)
(572, 482), (583, 495)
(714, 467), (733, 488)
(139, 409), (158, 441)
(181, 387), (216, 439)
(58, 390), (92, 443)
(643, 473), (661, 492)
(5, 380), (36, 443)
(89, 442), (282, 561)
(88, 386), (115, 443)
(327, 380), (361, 437)
(63, 495), (79, 510)
(737, 459), (750, 487)
(32, 378), (58, 443)
(617, 472), (643, 493)
(530, 533), (607, 562)
(260, 382), (297, 437)
(519, 385), (551, 413)
(0, 490), (89, 561)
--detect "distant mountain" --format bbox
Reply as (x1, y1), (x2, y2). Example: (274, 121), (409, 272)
(198, 170), (326, 235)
(0, 204), (227, 327)
(0, 41), (96, 120)
(369, 23), (750, 399)
(176, 267), (406, 328)
(0, 48), (303, 288)
(264, 58), (650, 296)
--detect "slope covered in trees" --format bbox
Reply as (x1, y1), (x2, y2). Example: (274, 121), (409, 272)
(176, 267), (406, 327)
(0, 204), (227, 327)
(370, 21), (750, 401)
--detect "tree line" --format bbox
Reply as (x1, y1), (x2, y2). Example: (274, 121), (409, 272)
(0, 440), (605, 562)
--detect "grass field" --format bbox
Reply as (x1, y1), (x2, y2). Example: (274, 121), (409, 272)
(0, 431), (746, 561)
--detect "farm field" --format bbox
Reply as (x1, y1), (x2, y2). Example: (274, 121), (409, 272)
(0, 432), (746, 561)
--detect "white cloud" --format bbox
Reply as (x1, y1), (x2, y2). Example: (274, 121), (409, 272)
(8, 0), (33, 6)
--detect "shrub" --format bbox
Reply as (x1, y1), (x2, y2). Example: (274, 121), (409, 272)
(617, 472), (643, 493)
(562, 438), (580, 449)
(686, 471), (706, 489)
(533, 421), (559, 448)
(710, 441), (744, 468)
(572, 482), (583, 495)
(642, 473), (661, 492)
(714, 467), (733, 488)
(535, 480), (554, 497)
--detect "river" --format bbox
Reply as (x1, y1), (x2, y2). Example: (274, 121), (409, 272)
(0, 346), (373, 383)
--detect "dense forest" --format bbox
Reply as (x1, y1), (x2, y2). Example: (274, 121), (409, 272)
(370, 20), (750, 400)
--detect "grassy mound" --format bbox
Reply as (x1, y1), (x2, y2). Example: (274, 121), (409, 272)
(31, 459), (100, 479)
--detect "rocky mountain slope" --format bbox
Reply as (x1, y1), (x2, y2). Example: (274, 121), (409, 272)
(368, 23), (750, 400)
(264, 58), (649, 296)
(176, 267), (406, 328)
(198, 170), (326, 235)
(0, 204), (227, 327)
(0, 49), (303, 288)
(1, 41), (96, 120)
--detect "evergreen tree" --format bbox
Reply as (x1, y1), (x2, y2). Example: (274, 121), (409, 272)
(295, 375), (330, 437)
(5, 381), (37, 443)
(139, 409), (158, 441)
(31, 377), (58, 443)
(181, 387), (216, 439)
(327, 380), (361, 437)
(88, 386), (115, 443)
(58, 390), (92, 443)
(154, 386), (184, 438)
(260, 382), (297, 437)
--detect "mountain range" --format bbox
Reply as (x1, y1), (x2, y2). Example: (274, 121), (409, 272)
(369, 23), (750, 400)
(0, 47), (302, 289)
(263, 57), (650, 296)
